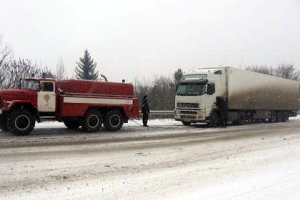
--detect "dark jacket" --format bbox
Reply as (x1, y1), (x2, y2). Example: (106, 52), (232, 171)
(141, 96), (150, 114)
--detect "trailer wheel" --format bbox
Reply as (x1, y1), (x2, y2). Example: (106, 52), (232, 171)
(182, 121), (191, 126)
(64, 120), (80, 130)
(236, 116), (245, 125)
(8, 109), (35, 136)
(82, 110), (102, 133)
(104, 110), (123, 131)
(283, 112), (289, 122)
(277, 112), (283, 122)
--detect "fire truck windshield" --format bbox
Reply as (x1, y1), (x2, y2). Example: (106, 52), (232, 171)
(22, 80), (40, 91)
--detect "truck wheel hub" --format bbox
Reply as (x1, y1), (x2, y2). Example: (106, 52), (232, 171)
(110, 115), (120, 127)
(15, 115), (30, 130)
(87, 115), (99, 128)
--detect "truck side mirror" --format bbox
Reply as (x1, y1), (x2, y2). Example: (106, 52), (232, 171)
(207, 83), (215, 95)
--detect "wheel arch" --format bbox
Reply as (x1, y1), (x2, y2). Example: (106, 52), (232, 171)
(9, 102), (38, 120)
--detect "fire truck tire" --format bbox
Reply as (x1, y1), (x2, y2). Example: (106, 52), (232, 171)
(0, 117), (9, 132)
(8, 109), (35, 136)
(104, 110), (123, 131)
(82, 110), (102, 133)
(64, 120), (80, 130)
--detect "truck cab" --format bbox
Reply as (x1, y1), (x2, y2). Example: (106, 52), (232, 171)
(18, 78), (57, 112)
(174, 67), (226, 126)
(0, 78), (57, 134)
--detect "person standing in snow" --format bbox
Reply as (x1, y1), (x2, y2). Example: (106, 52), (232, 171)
(141, 95), (150, 127)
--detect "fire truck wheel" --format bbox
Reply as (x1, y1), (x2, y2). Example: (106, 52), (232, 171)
(82, 110), (102, 133)
(104, 110), (123, 131)
(8, 109), (35, 136)
(64, 120), (80, 130)
(0, 117), (9, 132)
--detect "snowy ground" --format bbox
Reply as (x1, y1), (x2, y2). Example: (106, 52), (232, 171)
(0, 118), (300, 200)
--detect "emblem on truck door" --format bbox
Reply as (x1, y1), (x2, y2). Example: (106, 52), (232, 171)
(43, 94), (50, 106)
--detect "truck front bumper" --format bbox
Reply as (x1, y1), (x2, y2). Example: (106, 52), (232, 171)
(174, 109), (207, 122)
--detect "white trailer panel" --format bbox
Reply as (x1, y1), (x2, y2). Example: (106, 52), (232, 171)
(227, 68), (300, 111)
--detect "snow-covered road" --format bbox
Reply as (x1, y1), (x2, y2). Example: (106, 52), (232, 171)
(0, 118), (300, 200)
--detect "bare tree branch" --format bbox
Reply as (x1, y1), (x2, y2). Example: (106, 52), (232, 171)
(56, 57), (66, 80)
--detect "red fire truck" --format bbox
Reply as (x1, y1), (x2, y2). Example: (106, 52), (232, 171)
(0, 78), (139, 135)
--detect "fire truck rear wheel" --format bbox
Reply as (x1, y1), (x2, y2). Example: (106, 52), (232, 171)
(104, 110), (123, 131)
(8, 109), (35, 136)
(82, 110), (102, 133)
(64, 120), (80, 130)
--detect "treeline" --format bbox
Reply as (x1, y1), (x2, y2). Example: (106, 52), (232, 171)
(0, 36), (106, 90)
(0, 37), (62, 89)
(245, 64), (300, 80)
(134, 69), (183, 110)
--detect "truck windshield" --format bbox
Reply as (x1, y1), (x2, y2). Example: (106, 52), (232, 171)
(176, 83), (206, 96)
(22, 80), (40, 91)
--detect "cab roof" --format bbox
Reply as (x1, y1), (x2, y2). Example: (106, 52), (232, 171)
(25, 77), (56, 82)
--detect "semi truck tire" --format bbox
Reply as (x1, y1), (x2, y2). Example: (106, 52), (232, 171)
(82, 110), (102, 133)
(104, 110), (123, 131)
(209, 111), (219, 127)
(64, 120), (80, 130)
(8, 109), (35, 136)
(182, 121), (191, 126)
(283, 112), (289, 122)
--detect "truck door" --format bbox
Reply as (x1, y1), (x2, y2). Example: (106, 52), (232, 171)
(38, 81), (56, 112)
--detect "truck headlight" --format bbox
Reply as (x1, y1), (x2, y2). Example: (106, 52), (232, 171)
(198, 110), (205, 118)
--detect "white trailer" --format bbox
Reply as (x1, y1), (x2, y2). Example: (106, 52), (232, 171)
(174, 67), (300, 126)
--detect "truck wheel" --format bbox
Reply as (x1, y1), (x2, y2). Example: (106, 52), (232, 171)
(209, 111), (219, 127)
(236, 116), (245, 125)
(283, 112), (289, 122)
(0, 117), (9, 132)
(82, 110), (102, 133)
(104, 110), (123, 131)
(182, 121), (191, 126)
(64, 120), (80, 130)
(8, 109), (35, 136)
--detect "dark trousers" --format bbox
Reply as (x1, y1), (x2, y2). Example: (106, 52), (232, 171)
(143, 112), (149, 126)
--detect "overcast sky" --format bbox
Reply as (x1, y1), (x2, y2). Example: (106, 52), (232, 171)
(0, 0), (300, 82)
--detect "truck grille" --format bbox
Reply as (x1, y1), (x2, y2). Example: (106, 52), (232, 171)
(177, 103), (199, 109)
(181, 115), (196, 120)
(180, 110), (197, 115)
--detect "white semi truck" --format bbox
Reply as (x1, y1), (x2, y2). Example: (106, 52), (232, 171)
(174, 67), (300, 126)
